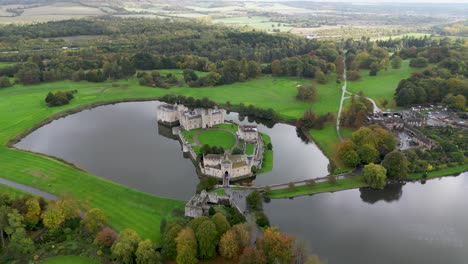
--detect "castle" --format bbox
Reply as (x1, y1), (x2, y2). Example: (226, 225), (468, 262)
(201, 154), (252, 182)
(156, 103), (225, 130)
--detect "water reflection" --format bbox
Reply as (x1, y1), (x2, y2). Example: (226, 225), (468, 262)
(359, 183), (404, 204)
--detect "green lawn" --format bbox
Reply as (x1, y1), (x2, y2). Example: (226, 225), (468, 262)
(198, 130), (236, 149)
(41, 255), (99, 264)
(347, 60), (423, 108)
(258, 133), (273, 173)
(245, 143), (255, 155)
(408, 164), (468, 180)
(0, 62), (13, 68)
(269, 176), (366, 198)
(0, 183), (31, 197)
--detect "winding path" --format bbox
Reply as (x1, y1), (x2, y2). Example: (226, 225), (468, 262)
(0, 178), (59, 200)
(336, 55), (382, 142)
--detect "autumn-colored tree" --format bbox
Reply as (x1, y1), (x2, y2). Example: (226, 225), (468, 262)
(296, 84), (318, 101)
(219, 229), (240, 259)
(82, 208), (107, 235)
(161, 223), (183, 260)
(94, 227), (117, 248)
(363, 163), (387, 189)
(239, 246), (266, 264)
(111, 229), (141, 264)
(24, 198), (41, 228)
(59, 199), (81, 220)
(212, 212), (230, 237)
(195, 220), (218, 260)
(42, 205), (65, 231)
(176, 227), (198, 264)
(257, 227), (293, 264)
(232, 224), (251, 248)
(271, 60), (282, 77)
(136, 239), (159, 264)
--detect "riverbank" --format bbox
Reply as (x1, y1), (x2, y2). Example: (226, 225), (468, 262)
(268, 165), (468, 199)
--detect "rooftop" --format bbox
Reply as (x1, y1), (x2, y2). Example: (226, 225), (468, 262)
(240, 124), (258, 132)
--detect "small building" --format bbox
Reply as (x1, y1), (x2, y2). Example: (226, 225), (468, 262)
(202, 153), (252, 180)
(185, 190), (232, 218)
(237, 125), (259, 142)
(369, 111), (426, 130)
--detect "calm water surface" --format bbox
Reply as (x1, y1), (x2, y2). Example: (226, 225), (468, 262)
(264, 173), (468, 264)
(15, 101), (328, 199)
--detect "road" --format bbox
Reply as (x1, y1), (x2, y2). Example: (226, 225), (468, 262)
(0, 178), (59, 200)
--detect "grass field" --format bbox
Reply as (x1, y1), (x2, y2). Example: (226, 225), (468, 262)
(0, 183), (30, 197)
(269, 176), (366, 198)
(245, 143), (255, 155)
(258, 133), (273, 173)
(198, 130), (236, 149)
(213, 16), (293, 32)
(41, 255), (99, 264)
(347, 60), (423, 108)
(371, 33), (431, 41)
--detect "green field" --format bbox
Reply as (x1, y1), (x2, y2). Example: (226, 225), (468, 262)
(269, 176), (366, 198)
(198, 130), (236, 149)
(245, 143), (255, 155)
(0, 183), (30, 197)
(258, 133), (273, 173)
(41, 255), (99, 264)
(213, 16), (293, 32)
(371, 33), (431, 41)
(347, 60), (423, 108)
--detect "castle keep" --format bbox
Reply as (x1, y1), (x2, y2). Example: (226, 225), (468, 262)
(156, 103), (224, 130)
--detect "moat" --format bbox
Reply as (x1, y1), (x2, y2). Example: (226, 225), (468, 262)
(15, 101), (468, 264)
(15, 101), (329, 200)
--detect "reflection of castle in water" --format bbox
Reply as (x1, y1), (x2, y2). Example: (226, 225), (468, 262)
(157, 123), (178, 140)
(359, 183), (404, 204)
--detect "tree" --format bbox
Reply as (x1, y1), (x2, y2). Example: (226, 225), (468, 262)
(296, 84), (318, 101)
(246, 191), (263, 211)
(8, 227), (34, 256)
(24, 198), (41, 229)
(82, 208), (107, 235)
(0, 75), (12, 88)
(195, 220), (218, 260)
(357, 144), (379, 164)
(337, 140), (360, 167)
(0, 205), (11, 248)
(382, 150), (410, 180)
(409, 57), (428, 68)
(161, 223), (183, 260)
(111, 229), (141, 264)
(5, 210), (24, 239)
(258, 227), (293, 264)
(291, 238), (310, 264)
(95, 227), (117, 248)
(136, 239), (159, 264)
(391, 56), (402, 69)
(16, 61), (41, 85)
(42, 206), (65, 231)
(256, 212), (270, 228)
(175, 227), (198, 264)
(363, 163), (387, 189)
(59, 199), (81, 220)
(247, 60), (261, 78)
(212, 212), (230, 237)
(239, 246), (266, 264)
(232, 223), (251, 248)
(219, 229), (240, 259)
(271, 60), (282, 76)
